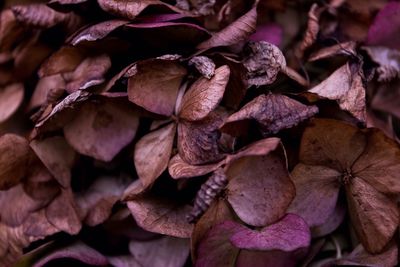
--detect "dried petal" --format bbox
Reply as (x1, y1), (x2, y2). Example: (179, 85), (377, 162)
(179, 65), (230, 121)
(64, 96), (139, 162)
(134, 123), (176, 188)
(222, 94), (318, 136)
(168, 153), (223, 179)
(0, 83), (24, 123)
(226, 152), (295, 227)
(346, 177), (398, 253)
(38, 46), (85, 77)
(28, 75), (65, 111)
(309, 62), (366, 122)
(128, 59), (187, 116)
(250, 23), (283, 46)
(127, 195), (193, 238)
(308, 41), (357, 62)
(189, 56), (216, 79)
(363, 46), (400, 82)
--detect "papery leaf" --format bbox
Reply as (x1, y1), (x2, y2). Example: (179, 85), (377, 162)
(363, 46), (400, 82)
(63, 96), (139, 162)
(196, 4), (257, 50)
(309, 62), (366, 122)
(0, 134), (32, 190)
(63, 54), (112, 93)
(226, 152), (295, 226)
(299, 118), (366, 170)
(308, 41), (357, 62)
(177, 109), (226, 165)
(335, 243), (398, 267)
(221, 94), (318, 136)
(242, 41), (286, 87)
(127, 195), (193, 238)
(168, 153), (223, 179)
(129, 236), (189, 267)
(179, 65), (230, 121)
(30, 136), (76, 188)
(226, 137), (281, 163)
(288, 163), (341, 228)
(70, 19), (129, 45)
(128, 59), (187, 116)
(0, 83), (24, 123)
(45, 189), (81, 235)
(366, 1), (400, 50)
(32, 241), (108, 267)
(189, 56), (216, 79)
(352, 129), (400, 194)
(346, 177), (398, 253)
(134, 123), (176, 188)
(230, 214), (310, 251)
(38, 46), (85, 77)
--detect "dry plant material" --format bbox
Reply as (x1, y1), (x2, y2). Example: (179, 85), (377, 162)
(2, 0), (400, 266)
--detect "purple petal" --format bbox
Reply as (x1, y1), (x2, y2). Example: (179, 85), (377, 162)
(250, 23), (283, 46)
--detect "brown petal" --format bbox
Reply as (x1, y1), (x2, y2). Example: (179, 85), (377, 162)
(309, 62), (367, 123)
(129, 237), (189, 267)
(226, 152), (295, 227)
(179, 65), (230, 121)
(30, 136), (76, 188)
(28, 75), (65, 111)
(45, 188), (81, 235)
(352, 128), (400, 194)
(346, 177), (399, 253)
(70, 19), (129, 45)
(134, 123), (176, 188)
(242, 41), (286, 87)
(38, 46), (85, 77)
(128, 59), (187, 116)
(127, 195), (193, 238)
(221, 94), (318, 136)
(288, 163), (341, 228)
(299, 118), (366, 171)
(196, 4), (257, 50)
(0, 134), (32, 190)
(64, 96), (139, 162)
(0, 9), (25, 53)
(188, 56), (216, 79)
(63, 54), (111, 93)
(168, 153), (224, 179)
(308, 41), (357, 62)
(0, 83), (24, 123)
(177, 109), (226, 165)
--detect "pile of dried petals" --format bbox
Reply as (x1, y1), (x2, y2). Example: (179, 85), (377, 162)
(1, 0), (400, 266)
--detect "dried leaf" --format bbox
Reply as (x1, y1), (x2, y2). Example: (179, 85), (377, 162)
(189, 56), (216, 79)
(222, 94), (318, 136)
(63, 96), (139, 162)
(308, 41), (357, 62)
(226, 152), (295, 227)
(177, 109), (226, 165)
(0, 83), (24, 123)
(179, 65), (230, 121)
(363, 46), (400, 82)
(168, 153), (223, 179)
(129, 237), (189, 267)
(134, 123), (176, 188)
(127, 195), (193, 238)
(295, 4), (322, 58)
(309, 62), (366, 123)
(128, 59), (187, 116)
(242, 41), (286, 87)
(28, 75), (65, 111)
(197, 4), (257, 50)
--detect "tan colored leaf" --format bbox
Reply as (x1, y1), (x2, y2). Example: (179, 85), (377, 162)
(38, 46), (85, 77)
(63, 54), (112, 93)
(309, 62), (366, 122)
(168, 153), (223, 179)
(0, 134), (32, 190)
(299, 119), (366, 171)
(222, 94), (318, 136)
(128, 59), (187, 116)
(242, 41), (286, 87)
(127, 195), (193, 238)
(196, 5), (257, 50)
(64, 96), (139, 162)
(30, 136), (76, 188)
(288, 163), (341, 227)
(352, 128), (400, 194)
(346, 177), (398, 253)
(134, 123), (176, 188)
(179, 65), (230, 121)
(363, 46), (400, 82)
(177, 109), (226, 165)
(226, 153), (295, 227)
(0, 83), (24, 123)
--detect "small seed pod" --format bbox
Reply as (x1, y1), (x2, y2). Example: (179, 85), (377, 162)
(187, 168), (228, 223)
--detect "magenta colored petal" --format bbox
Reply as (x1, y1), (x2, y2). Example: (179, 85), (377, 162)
(126, 22), (210, 33)
(366, 2), (400, 49)
(230, 214), (311, 252)
(250, 23), (283, 46)
(33, 242), (108, 267)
